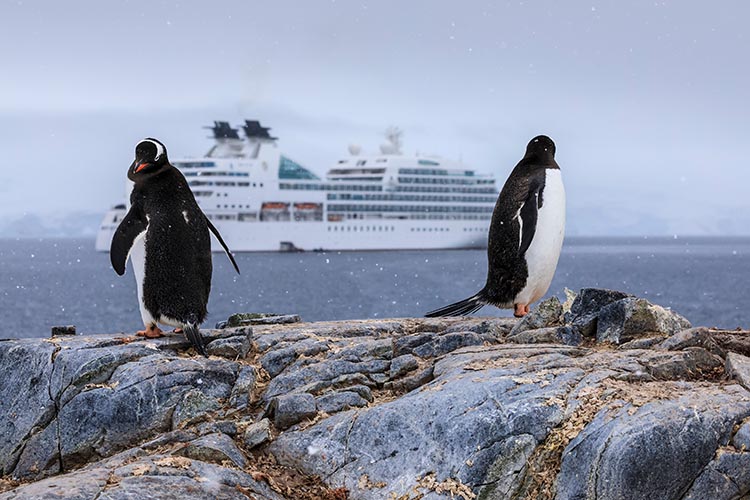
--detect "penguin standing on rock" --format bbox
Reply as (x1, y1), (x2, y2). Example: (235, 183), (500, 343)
(110, 138), (240, 355)
(426, 135), (565, 318)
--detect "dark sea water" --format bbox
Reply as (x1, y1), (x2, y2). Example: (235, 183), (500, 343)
(1, 237), (749, 339)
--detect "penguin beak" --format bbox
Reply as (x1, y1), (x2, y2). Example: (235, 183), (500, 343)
(134, 162), (149, 173)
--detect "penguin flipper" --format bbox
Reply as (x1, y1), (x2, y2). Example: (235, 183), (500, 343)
(110, 206), (146, 276)
(517, 180), (543, 256)
(206, 217), (240, 274)
(183, 323), (207, 357)
(425, 294), (486, 317)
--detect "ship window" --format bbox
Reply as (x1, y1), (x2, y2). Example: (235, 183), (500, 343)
(279, 156), (320, 180)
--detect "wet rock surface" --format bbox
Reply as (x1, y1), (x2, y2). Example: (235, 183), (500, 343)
(2, 290), (750, 500)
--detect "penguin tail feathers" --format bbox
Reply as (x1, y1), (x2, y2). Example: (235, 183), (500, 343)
(183, 323), (208, 357)
(425, 293), (486, 317)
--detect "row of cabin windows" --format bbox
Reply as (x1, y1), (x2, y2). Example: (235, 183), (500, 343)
(279, 183), (496, 194)
(327, 193), (496, 203)
(328, 204), (494, 214)
(184, 171), (250, 177)
(399, 168), (475, 177)
(340, 213), (492, 221)
(395, 185), (497, 194)
(328, 168), (386, 176)
(464, 227), (488, 231)
(410, 227), (450, 232)
(279, 183), (382, 191)
(189, 180), (260, 187)
(175, 161), (216, 168)
(398, 176), (491, 186)
(327, 225), (396, 232)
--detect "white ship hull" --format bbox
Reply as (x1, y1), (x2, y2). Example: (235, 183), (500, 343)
(96, 213), (489, 252)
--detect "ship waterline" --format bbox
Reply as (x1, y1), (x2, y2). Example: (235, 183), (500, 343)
(96, 121), (497, 252)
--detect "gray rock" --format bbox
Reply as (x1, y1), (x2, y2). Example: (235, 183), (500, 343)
(177, 433), (247, 468)
(556, 387), (750, 500)
(5, 308), (750, 499)
(385, 366), (434, 393)
(266, 393), (317, 430)
(224, 312), (302, 327)
(0, 341), (58, 476)
(196, 420), (238, 437)
(243, 419), (272, 449)
(172, 390), (221, 428)
(316, 390), (369, 414)
(393, 332), (437, 357)
(205, 336), (251, 359)
(727, 352), (750, 390)
(596, 297), (691, 344)
(617, 335), (667, 350)
(509, 296), (563, 336)
(2, 340), (239, 480)
(1, 452), (284, 500)
(50, 325), (76, 336)
(264, 358), (390, 400)
(733, 419), (750, 450)
(682, 449), (750, 500)
(260, 338), (330, 378)
(507, 325), (582, 346)
(347, 384), (374, 402)
(229, 365), (257, 408)
(412, 331), (491, 358)
(567, 288), (632, 336)
(390, 354), (419, 379)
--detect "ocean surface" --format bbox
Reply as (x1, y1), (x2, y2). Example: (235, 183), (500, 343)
(1, 237), (749, 339)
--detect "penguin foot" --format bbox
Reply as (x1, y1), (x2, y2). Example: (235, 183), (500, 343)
(514, 304), (529, 318)
(136, 325), (164, 338)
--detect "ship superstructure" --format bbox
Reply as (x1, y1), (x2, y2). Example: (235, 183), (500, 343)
(96, 121), (497, 252)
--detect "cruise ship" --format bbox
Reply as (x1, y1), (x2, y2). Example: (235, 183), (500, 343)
(95, 121), (498, 252)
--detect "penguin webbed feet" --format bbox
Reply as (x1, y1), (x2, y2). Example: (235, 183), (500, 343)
(137, 325), (165, 338)
(513, 304), (530, 318)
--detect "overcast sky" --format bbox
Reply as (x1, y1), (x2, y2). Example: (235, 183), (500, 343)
(0, 1), (748, 235)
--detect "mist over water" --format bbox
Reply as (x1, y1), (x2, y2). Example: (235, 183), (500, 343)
(1, 237), (748, 339)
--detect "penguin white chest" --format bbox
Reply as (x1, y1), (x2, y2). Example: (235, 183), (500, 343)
(129, 230), (157, 327)
(516, 169), (566, 305)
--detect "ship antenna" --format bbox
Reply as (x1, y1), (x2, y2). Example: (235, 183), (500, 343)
(385, 126), (404, 155)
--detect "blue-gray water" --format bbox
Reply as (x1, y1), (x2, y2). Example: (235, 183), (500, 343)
(1, 237), (749, 339)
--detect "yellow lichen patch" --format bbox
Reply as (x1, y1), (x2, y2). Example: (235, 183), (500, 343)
(84, 381), (119, 390)
(358, 474), (387, 490)
(416, 473), (476, 500)
(154, 456), (192, 469)
(130, 464), (152, 476)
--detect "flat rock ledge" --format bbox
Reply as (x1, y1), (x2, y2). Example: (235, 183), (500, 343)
(2, 289), (750, 500)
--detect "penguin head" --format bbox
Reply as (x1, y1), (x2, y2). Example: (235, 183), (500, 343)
(524, 135), (556, 163)
(128, 138), (169, 180)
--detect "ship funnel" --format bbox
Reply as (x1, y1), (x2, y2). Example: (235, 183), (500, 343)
(204, 121), (244, 158)
(204, 121), (240, 140)
(242, 120), (277, 141)
(348, 144), (362, 156)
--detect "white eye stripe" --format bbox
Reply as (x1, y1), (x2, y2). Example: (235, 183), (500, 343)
(138, 139), (165, 160)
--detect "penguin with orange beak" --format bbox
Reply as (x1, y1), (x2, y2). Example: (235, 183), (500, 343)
(110, 138), (239, 355)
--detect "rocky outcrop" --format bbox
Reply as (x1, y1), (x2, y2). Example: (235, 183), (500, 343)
(2, 290), (750, 500)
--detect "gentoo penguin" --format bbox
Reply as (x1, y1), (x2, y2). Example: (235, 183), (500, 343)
(426, 135), (565, 318)
(110, 138), (240, 355)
